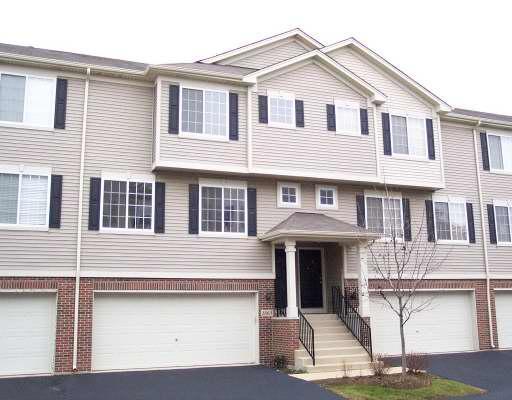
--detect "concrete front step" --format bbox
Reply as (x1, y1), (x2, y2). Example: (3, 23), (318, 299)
(302, 361), (374, 373)
(297, 353), (371, 367)
(314, 332), (355, 341)
(314, 339), (362, 349)
(295, 345), (364, 357)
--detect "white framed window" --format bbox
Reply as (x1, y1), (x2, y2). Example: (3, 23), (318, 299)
(365, 191), (403, 238)
(488, 133), (512, 173)
(316, 185), (338, 209)
(100, 173), (155, 234)
(268, 91), (295, 129)
(335, 100), (360, 136)
(0, 72), (56, 129)
(433, 196), (468, 244)
(180, 86), (229, 140)
(277, 182), (301, 208)
(199, 178), (247, 236)
(0, 165), (51, 230)
(390, 112), (428, 159)
(494, 200), (512, 245)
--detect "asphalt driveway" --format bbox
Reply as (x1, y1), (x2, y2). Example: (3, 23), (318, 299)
(0, 365), (341, 400)
(427, 350), (512, 400)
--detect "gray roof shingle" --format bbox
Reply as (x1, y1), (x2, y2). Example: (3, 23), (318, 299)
(153, 63), (256, 79)
(265, 212), (368, 235)
(451, 108), (512, 124)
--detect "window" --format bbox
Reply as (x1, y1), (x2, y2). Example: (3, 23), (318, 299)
(488, 134), (512, 173)
(335, 100), (360, 135)
(268, 91), (295, 129)
(494, 201), (512, 244)
(199, 180), (246, 235)
(0, 72), (56, 128)
(101, 176), (154, 232)
(390, 114), (427, 158)
(433, 197), (468, 242)
(365, 194), (403, 238)
(181, 87), (228, 138)
(0, 167), (50, 229)
(277, 182), (301, 208)
(316, 185), (338, 209)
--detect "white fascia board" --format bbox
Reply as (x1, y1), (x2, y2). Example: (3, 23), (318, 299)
(321, 38), (452, 112)
(200, 29), (323, 64)
(242, 50), (386, 104)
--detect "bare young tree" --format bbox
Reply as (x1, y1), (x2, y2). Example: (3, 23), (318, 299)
(364, 190), (448, 377)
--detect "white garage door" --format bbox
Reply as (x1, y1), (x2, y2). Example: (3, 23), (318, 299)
(0, 293), (56, 376)
(370, 291), (477, 355)
(92, 292), (258, 371)
(496, 292), (512, 349)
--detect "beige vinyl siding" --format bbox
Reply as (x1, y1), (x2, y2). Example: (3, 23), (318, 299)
(0, 75), (84, 275)
(328, 47), (443, 187)
(218, 39), (311, 69)
(252, 61), (378, 178)
(476, 126), (512, 276)
(159, 80), (247, 169)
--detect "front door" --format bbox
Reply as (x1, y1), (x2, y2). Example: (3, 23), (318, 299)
(299, 249), (324, 310)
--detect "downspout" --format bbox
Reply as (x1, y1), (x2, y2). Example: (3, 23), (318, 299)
(472, 121), (495, 348)
(73, 67), (91, 370)
(247, 86), (253, 172)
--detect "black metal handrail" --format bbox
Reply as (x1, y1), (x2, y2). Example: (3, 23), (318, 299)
(298, 309), (315, 366)
(331, 286), (373, 360)
(275, 307), (287, 317)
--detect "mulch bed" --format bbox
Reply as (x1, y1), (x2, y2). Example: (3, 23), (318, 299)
(316, 373), (433, 390)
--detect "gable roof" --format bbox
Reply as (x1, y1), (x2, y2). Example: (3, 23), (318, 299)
(242, 49), (387, 104)
(321, 37), (452, 112)
(151, 63), (256, 80)
(200, 28), (323, 64)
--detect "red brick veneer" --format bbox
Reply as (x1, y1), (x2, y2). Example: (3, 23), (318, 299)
(271, 318), (299, 367)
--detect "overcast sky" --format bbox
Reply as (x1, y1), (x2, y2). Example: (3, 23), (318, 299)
(2, 0), (511, 114)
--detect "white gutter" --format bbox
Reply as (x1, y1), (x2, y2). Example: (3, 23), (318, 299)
(472, 122), (495, 348)
(73, 67), (91, 370)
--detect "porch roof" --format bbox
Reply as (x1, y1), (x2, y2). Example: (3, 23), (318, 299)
(259, 212), (380, 242)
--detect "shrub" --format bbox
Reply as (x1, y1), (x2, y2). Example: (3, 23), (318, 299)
(273, 355), (287, 370)
(406, 352), (430, 374)
(370, 353), (390, 377)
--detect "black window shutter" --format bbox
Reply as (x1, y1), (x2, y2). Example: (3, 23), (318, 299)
(258, 95), (268, 123)
(247, 188), (257, 236)
(88, 177), (101, 231)
(487, 204), (497, 244)
(426, 118), (435, 160)
(382, 113), (392, 155)
(188, 184), (199, 234)
(480, 133), (490, 171)
(360, 108), (369, 135)
(229, 93), (239, 140)
(49, 175), (63, 228)
(274, 248), (287, 309)
(356, 194), (365, 228)
(168, 85), (180, 134)
(326, 104), (336, 131)
(54, 78), (68, 129)
(295, 100), (304, 128)
(154, 182), (165, 233)
(466, 203), (476, 244)
(425, 200), (435, 242)
(402, 198), (412, 241)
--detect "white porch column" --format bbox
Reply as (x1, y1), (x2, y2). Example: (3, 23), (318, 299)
(285, 240), (298, 318)
(357, 242), (370, 318)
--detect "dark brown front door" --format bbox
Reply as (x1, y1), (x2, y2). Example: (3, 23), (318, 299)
(299, 249), (323, 309)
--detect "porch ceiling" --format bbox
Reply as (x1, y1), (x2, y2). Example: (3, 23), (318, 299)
(259, 212), (380, 242)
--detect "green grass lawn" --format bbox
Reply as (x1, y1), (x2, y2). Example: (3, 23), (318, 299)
(325, 377), (484, 400)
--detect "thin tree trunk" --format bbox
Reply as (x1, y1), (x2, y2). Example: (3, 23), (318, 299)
(398, 297), (407, 377)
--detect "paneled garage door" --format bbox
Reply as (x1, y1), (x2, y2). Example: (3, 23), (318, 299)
(0, 293), (56, 376)
(370, 291), (477, 355)
(92, 292), (258, 371)
(495, 291), (512, 349)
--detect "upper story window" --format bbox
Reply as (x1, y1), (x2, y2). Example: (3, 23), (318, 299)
(101, 174), (154, 233)
(181, 87), (228, 139)
(268, 91), (295, 129)
(0, 166), (51, 229)
(494, 200), (512, 244)
(335, 100), (360, 135)
(488, 133), (512, 173)
(199, 179), (246, 235)
(0, 72), (56, 128)
(390, 113), (427, 158)
(365, 192), (403, 238)
(433, 196), (468, 243)
(316, 185), (338, 209)
(277, 182), (301, 208)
